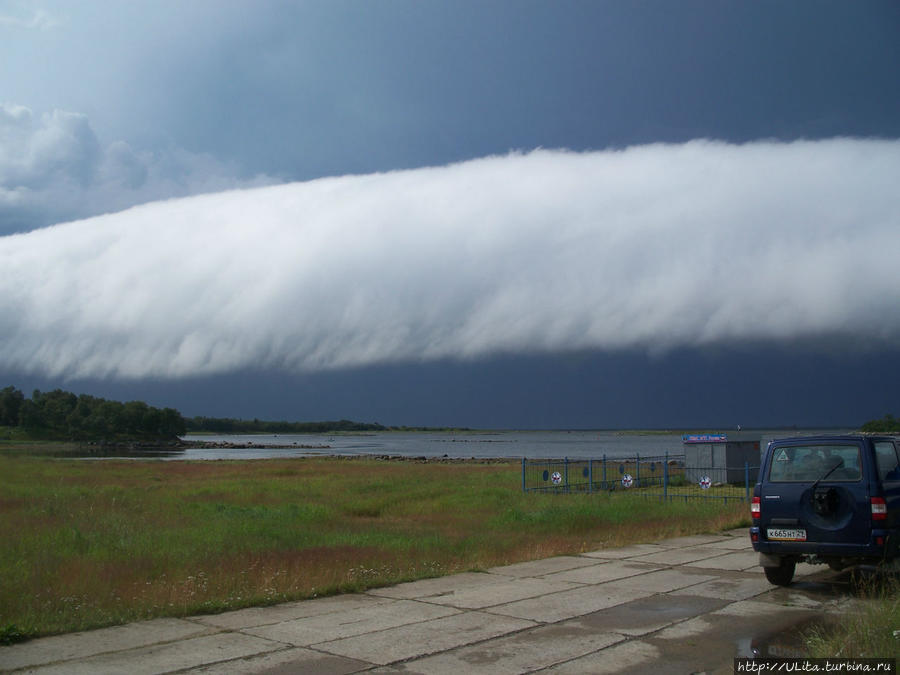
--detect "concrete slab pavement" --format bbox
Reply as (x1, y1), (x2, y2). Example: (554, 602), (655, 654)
(371, 577), (582, 611)
(1, 528), (859, 674)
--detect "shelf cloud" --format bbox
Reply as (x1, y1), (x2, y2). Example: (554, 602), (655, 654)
(2, 138), (898, 380)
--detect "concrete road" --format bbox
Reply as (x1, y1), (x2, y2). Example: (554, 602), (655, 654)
(0, 529), (860, 674)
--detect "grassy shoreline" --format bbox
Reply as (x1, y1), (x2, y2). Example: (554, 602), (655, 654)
(1, 454), (746, 642)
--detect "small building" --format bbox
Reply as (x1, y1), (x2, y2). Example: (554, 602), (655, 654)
(682, 433), (760, 484)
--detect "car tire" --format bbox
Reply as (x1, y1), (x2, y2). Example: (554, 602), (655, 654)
(764, 558), (796, 586)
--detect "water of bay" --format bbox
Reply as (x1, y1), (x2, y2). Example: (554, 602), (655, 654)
(129, 428), (852, 461)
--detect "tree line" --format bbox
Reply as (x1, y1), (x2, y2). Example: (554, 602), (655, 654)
(0, 386), (186, 441)
(860, 414), (900, 433)
(185, 417), (386, 433)
(0, 385), (389, 441)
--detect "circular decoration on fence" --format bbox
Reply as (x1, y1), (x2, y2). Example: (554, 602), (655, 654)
(551, 471), (563, 485)
(621, 473), (633, 488)
(699, 475), (712, 489)
(542, 470), (549, 481)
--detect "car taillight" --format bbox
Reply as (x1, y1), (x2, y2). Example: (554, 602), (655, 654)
(751, 496), (760, 519)
(871, 497), (887, 521)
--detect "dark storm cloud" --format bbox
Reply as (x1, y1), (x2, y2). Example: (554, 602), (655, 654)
(6, 2), (897, 198)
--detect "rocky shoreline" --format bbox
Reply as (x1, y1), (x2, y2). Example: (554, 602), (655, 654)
(180, 439), (331, 450)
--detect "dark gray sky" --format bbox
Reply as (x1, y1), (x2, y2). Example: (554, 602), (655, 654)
(1, 1), (898, 428)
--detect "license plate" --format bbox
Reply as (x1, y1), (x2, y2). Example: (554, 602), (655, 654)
(767, 528), (806, 541)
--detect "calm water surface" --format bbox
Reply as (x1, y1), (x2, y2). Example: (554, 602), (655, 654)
(99, 428), (852, 461)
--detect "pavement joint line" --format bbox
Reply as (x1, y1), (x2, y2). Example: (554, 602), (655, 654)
(503, 633), (633, 675)
(328, 614), (548, 670)
(539, 616), (715, 675)
(6, 629), (295, 675)
(309, 624), (523, 668)
(533, 639), (630, 674)
(574, 538), (739, 559)
(300, 606), (473, 647)
(164, 641), (301, 675)
(482, 571), (525, 579)
(669, 550), (741, 565)
(268, 641), (376, 668)
(476, 590), (753, 675)
(570, 561), (736, 596)
(506, 589), (770, 673)
(2, 622), (226, 671)
(410, 565), (666, 609)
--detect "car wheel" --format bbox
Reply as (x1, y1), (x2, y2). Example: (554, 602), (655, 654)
(764, 558), (796, 586)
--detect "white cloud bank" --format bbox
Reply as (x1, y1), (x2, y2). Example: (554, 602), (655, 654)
(1, 138), (899, 379)
(0, 103), (273, 233)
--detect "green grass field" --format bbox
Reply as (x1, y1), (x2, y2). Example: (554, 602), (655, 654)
(0, 455), (746, 641)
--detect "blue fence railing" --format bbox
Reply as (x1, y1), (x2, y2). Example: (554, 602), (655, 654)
(522, 454), (759, 503)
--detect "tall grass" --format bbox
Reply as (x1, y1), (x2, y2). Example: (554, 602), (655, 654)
(805, 571), (900, 658)
(0, 455), (746, 640)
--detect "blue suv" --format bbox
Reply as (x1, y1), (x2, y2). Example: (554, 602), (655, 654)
(751, 435), (900, 585)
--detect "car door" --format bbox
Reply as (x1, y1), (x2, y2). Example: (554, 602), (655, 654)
(760, 441), (870, 546)
(873, 439), (900, 533)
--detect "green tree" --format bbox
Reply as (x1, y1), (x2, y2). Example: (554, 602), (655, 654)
(159, 408), (186, 437)
(0, 386), (24, 426)
(65, 395), (96, 438)
(39, 390), (78, 434)
(18, 399), (45, 431)
(860, 414), (899, 433)
(123, 401), (150, 435)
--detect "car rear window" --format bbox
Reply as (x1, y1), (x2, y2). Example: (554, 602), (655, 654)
(767, 444), (862, 482)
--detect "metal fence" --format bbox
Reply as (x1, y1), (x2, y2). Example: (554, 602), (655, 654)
(522, 454), (759, 503)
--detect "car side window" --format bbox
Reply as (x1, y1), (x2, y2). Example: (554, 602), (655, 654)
(874, 442), (900, 482)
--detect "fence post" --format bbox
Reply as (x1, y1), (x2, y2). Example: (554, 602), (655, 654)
(636, 453), (640, 487)
(664, 451), (668, 500)
(564, 457), (569, 493)
(603, 454), (607, 489)
(522, 457), (526, 493)
(745, 461), (750, 502)
(589, 459), (593, 494)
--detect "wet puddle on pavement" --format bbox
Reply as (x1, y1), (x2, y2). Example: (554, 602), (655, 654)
(739, 616), (837, 658)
